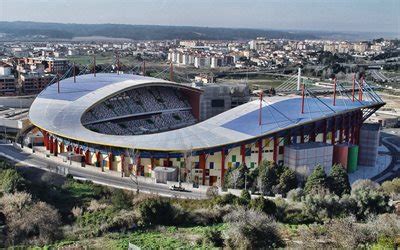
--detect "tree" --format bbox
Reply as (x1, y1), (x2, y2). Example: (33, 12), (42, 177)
(277, 167), (297, 195)
(258, 161), (278, 195)
(304, 165), (328, 194)
(328, 164), (351, 196)
(224, 164), (248, 189)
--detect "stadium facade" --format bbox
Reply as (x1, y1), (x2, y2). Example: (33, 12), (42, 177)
(28, 73), (385, 186)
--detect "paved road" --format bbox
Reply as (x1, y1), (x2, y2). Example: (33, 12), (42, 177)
(372, 129), (400, 183)
(0, 144), (207, 199)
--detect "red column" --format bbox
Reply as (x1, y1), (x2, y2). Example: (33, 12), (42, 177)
(221, 148), (226, 186)
(258, 139), (263, 165)
(53, 139), (58, 156)
(108, 152), (113, 170)
(199, 153), (206, 185)
(49, 137), (54, 154)
(150, 157), (154, 171)
(59, 142), (64, 153)
(273, 136), (279, 163)
(96, 151), (102, 169)
(240, 144), (246, 164)
(85, 150), (91, 164)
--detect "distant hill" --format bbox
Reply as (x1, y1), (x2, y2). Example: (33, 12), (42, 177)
(0, 21), (320, 41)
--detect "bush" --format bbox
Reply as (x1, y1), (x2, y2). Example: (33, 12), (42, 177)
(0, 192), (62, 245)
(351, 180), (392, 220)
(239, 189), (251, 205)
(203, 228), (224, 247)
(381, 178), (400, 200)
(0, 168), (25, 193)
(111, 189), (132, 210)
(287, 188), (305, 202)
(303, 191), (342, 221)
(136, 197), (176, 226)
(223, 208), (283, 248)
(249, 196), (277, 215)
(206, 186), (219, 198)
(213, 193), (239, 206)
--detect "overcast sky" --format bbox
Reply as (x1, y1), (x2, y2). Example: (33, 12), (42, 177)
(0, 0), (399, 33)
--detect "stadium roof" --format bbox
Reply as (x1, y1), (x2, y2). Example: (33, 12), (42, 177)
(29, 73), (379, 152)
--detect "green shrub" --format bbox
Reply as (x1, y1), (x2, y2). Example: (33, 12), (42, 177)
(239, 189), (251, 205)
(287, 188), (305, 202)
(111, 189), (132, 210)
(0, 168), (25, 193)
(136, 198), (176, 226)
(212, 193), (238, 206)
(249, 196), (276, 215)
(223, 208), (283, 248)
(203, 228), (224, 247)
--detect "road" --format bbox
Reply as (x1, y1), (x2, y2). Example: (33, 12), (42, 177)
(372, 128), (400, 183)
(0, 143), (207, 199)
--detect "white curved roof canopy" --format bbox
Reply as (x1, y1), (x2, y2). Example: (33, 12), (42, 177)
(29, 73), (373, 152)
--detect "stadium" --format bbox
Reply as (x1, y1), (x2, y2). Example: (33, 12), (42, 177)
(28, 72), (385, 187)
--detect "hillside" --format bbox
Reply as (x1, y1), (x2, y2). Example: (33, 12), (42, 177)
(0, 21), (319, 41)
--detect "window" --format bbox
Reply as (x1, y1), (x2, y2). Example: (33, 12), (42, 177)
(232, 155), (236, 162)
(209, 162), (214, 169)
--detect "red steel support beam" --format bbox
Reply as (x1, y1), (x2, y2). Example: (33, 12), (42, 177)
(142, 61), (146, 76)
(359, 76), (363, 101)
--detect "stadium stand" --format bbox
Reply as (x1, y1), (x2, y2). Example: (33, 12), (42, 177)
(82, 86), (197, 135)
